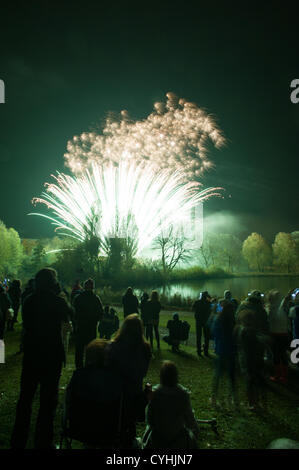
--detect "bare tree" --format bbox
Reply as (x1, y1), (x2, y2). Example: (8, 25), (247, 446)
(153, 225), (191, 278)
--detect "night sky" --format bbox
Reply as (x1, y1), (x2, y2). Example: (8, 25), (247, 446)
(0, 1), (298, 243)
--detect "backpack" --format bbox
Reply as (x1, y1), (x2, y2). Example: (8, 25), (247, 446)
(179, 321), (190, 341)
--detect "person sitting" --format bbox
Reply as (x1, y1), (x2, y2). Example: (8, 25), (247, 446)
(142, 361), (199, 449)
(99, 306), (119, 340)
(65, 339), (126, 447)
(163, 313), (183, 352)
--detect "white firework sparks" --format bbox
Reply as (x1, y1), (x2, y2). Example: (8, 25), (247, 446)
(64, 92), (225, 179)
(31, 161), (222, 254)
(32, 93), (225, 254)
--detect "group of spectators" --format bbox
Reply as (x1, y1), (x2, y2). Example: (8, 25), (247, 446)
(1, 270), (299, 449)
(193, 288), (299, 411)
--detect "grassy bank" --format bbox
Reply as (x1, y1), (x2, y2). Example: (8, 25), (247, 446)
(1, 317), (299, 449)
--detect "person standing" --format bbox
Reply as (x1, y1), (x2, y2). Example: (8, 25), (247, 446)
(147, 291), (162, 350)
(73, 278), (104, 369)
(140, 292), (153, 348)
(7, 280), (22, 331)
(210, 300), (237, 408)
(10, 268), (71, 449)
(0, 285), (11, 340)
(192, 291), (211, 357)
(122, 287), (139, 318)
(266, 289), (292, 384)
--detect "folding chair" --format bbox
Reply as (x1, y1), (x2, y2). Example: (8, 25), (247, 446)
(59, 389), (124, 449)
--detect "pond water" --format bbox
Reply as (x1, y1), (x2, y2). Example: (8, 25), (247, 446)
(138, 276), (299, 302)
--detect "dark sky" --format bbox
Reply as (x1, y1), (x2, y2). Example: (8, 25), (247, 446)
(0, 1), (298, 243)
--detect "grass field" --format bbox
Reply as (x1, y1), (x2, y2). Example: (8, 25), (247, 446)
(1, 310), (299, 449)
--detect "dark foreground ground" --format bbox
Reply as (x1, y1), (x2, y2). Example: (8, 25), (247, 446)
(1, 310), (299, 449)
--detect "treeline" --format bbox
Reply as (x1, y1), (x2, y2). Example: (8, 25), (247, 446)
(197, 231), (299, 274)
(0, 218), (298, 287)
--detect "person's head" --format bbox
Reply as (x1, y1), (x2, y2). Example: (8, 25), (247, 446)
(266, 289), (282, 307)
(224, 290), (232, 300)
(114, 313), (145, 346)
(11, 279), (21, 289)
(200, 291), (210, 301)
(85, 339), (108, 368)
(27, 278), (35, 290)
(73, 279), (81, 288)
(160, 361), (178, 388)
(141, 292), (149, 301)
(150, 290), (159, 302)
(84, 278), (94, 291)
(125, 287), (133, 296)
(110, 308), (116, 316)
(104, 305), (110, 315)
(35, 268), (58, 292)
(248, 290), (264, 304)
(173, 313), (179, 321)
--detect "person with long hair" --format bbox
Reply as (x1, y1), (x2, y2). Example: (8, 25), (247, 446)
(107, 314), (151, 445)
(147, 291), (162, 350)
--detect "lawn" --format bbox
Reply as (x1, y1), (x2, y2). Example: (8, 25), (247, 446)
(1, 311), (299, 449)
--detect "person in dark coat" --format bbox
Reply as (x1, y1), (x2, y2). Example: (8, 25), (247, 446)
(147, 291), (162, 350)
(71, 280), (82, 305)
(140, 292), (153, 348)
(122, 287), (139, 318)
(210, 300), (237, 407)
(142, 361), (199, 449)
(164, 313), (183, 352)
(73, 278), (104, 369)
(192, 291), (211, 357)
(16, 279), (35, 355)
(7, 280), (22, 331)
(10, 268), (72, 449)
(65, 339), (126, 447)
(0, 284), (11, 340)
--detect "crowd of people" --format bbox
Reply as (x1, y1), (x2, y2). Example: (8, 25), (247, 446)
(1, 270), (299, 449)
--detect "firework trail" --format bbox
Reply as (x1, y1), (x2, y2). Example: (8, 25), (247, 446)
(32, 93), (225, 253)
(32, 161), (222, 254)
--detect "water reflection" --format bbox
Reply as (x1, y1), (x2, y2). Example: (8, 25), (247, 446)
(137, 276), (299, 302)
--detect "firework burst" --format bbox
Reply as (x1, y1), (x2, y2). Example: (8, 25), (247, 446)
(31, 161), (222, 254)
(32, 93), (225, 254)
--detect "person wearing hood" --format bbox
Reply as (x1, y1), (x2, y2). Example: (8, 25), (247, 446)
(122, 287), (139, 318)
(192, 291), (211, 357)
(266, 289), (293, 384)
(234, 290), (268, 411)
(164, 313), (183, 353)
(223, 290), (239, 314)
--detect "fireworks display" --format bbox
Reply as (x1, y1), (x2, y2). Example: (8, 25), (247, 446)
(64, 92), (225, 179)
(32, 93), (225, 255)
